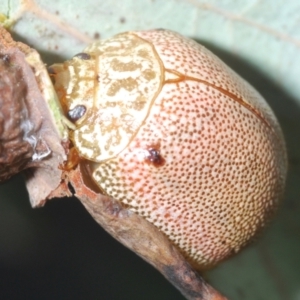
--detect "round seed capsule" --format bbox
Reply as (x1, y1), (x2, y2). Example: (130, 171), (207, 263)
(51, 29), (287, 270)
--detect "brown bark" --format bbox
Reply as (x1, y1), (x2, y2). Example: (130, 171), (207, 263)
(0, 27), (67, 206)
(0, 30), (35, 181)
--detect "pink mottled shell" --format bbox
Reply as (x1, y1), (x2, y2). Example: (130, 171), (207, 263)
(52, 29), (287, 270)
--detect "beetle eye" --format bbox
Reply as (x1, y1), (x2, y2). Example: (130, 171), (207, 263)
(68, 105), (86, 122)
(74, 52), (91, 60)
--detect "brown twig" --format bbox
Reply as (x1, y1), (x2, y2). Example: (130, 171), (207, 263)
(63, 165), (228, 300)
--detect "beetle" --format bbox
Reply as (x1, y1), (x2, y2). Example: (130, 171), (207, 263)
(50, 29), (287, 270)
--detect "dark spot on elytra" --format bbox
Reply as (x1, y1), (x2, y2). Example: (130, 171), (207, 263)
(144, 147), (165, 167)
(68, 105), (86, 122)
(74, 52), (91, 60)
